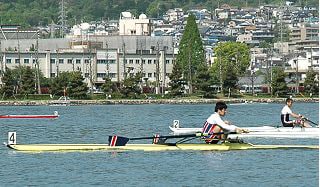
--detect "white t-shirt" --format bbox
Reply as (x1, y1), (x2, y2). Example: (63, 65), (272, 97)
(206, 112), (237, 132)
(281, 105), (292, 115)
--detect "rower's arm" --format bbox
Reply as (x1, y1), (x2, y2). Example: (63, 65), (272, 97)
(216, 118), (237, 132)
(290, 112), (302, 118)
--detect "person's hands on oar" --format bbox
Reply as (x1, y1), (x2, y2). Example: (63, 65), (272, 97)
(235, 128), (250, 134)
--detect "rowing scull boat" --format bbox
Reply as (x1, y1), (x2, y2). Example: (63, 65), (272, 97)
(169, 126), (319, 138)
(6, 143), (319, 152)
(169, 117), (319, 139)
(0, 111), (59, 119)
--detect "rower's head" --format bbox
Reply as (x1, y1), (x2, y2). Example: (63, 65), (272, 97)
(215, 102), (227, 116)
(286, 98), (293, 107)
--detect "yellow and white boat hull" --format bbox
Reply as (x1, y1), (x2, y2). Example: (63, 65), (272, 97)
(6, 143), (319, 152)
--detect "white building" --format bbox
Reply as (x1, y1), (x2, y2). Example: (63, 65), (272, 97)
(119, 12), (151, 36)
(0, 36), (175, 91)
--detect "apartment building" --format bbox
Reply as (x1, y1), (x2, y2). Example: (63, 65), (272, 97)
(290, 24), (319, 41)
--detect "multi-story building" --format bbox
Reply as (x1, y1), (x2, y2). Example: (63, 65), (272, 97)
(0, 36), (175, 92)
(289, 23), (319, 52)
(290, 24), (319, 41)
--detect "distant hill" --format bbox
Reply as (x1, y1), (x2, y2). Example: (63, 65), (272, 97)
(0, 0), (317, 28)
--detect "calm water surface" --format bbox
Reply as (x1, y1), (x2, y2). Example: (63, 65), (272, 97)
(0, 103), (318, 186)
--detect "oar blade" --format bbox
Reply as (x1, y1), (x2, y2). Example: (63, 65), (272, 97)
(108, 136), (129, 146)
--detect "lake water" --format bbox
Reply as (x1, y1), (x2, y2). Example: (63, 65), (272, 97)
(0, 102), (318, 186)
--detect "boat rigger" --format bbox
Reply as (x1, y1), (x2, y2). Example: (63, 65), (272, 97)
(6, 143), (319, 152)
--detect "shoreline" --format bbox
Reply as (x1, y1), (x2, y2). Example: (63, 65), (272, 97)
(0, 97), (318, 106)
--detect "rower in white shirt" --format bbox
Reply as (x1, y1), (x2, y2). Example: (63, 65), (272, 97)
(202, 101), (248, 144)
(281, 98), (311, 127)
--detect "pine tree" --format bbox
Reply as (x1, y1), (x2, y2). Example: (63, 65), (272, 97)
(101, 77), (113, 94)
(194, 62), (215, 98)
(120, 72), (142, 98)
(175, 14), (205, 94)
(169, 62), (186, 96)
(50, 72), (69, 97)
(0, 68), (16, 98)
(20, 66), (36, 95)
(68, 71), (88, 99)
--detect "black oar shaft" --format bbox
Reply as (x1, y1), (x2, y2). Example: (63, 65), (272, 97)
(305, 119), (318, 126)
(130, 133), (202, 140)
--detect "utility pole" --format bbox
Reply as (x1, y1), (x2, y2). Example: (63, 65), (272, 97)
(270, 48), (273, 95)
(0, 40), (3, 79)
(88, 49), (94, 96)
(56, 49), (59, 77)
(17, 26), (21, 94)
(249, 58), (257, 96)
(59, 0), (66, 38)
(162, 46), (167, 96)
(140, 42), (143, 73)
(140, 42), (144, 93)
(310, 47), (313, 69)
(35, 31), (41, 94)
(122, 43), (126, 80)
(106, 42), (109, 78)
(72, 57), (75, 72)
(156, 42), (160, 94)
(219, 56), (223, 94)
(295, 55), (299, 94)
(280, 1), (284, 68)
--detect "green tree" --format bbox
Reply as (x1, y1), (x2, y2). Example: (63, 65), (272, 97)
(271, 67), (288, 96)
(120, 72), (142, 98)
(50, 72), (70, 97)
(68, 71), (88, 99)
(193, 62), (215, 98)
(304, 69), (319, 96)
(50, 71), (88, 99)
(259, 41), (272, 50)
(168, 62), (186, 96)
(19, 66), (36, 95)
(101, 77), (114, 95)
(212, 42), (250, 95)
(176, 14), (206, 94)
(0, 68), (16, 98)
(0, 66), (49, 98)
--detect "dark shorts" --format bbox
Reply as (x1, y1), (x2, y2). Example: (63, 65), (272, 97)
(282, 122), (294, 127)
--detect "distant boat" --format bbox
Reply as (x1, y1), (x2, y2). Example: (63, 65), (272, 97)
(49, 96), (71, 106)
(0, 111), (59, 119)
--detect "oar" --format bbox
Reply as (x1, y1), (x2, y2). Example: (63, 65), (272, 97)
(108, 132), (226, 146)
(303, 118), (319, 127)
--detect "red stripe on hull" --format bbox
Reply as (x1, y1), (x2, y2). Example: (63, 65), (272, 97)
(110, 136), (118, 147)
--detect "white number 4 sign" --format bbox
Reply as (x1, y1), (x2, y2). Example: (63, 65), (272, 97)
(8, 132), (16, 145)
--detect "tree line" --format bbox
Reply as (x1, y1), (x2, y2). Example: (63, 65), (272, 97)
(0, 0), (317, 28)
